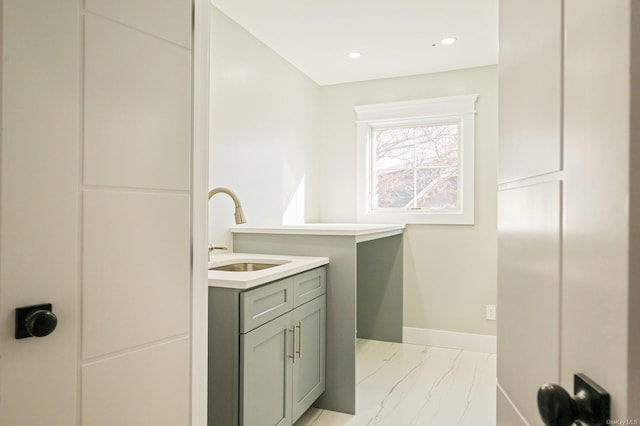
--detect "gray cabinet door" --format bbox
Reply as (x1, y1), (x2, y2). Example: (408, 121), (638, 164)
(291, 295), (326, 422)
(241, 313), (293, 426)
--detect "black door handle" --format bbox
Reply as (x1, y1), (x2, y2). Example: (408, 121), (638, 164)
(15, 303), (58, 339)
(537, 373), (610, 426)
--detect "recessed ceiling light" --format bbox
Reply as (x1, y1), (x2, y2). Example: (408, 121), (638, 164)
(440, 37), (457, 45)
(348, 51), (361, 59)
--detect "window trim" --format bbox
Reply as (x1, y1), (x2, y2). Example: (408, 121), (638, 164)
(355, 95), (478, 225)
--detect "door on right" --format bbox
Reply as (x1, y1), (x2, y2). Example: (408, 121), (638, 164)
(497, 0), (640, 424)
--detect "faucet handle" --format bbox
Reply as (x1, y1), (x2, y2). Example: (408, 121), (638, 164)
(208, 244), (228, 261)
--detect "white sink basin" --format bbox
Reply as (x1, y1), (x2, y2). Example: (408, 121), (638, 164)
(209, 260), (290, 272)
(208, 253), (329, 289)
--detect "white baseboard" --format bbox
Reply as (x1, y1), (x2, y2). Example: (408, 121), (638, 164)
(403, 327), (497, 354)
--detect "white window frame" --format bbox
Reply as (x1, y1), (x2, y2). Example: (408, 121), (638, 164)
(355, 95), (478, 225)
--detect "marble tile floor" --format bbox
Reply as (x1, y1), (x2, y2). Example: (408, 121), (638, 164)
(295, 339), (496, 426)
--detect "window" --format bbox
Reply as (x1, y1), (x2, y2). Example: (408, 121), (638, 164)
(373, 122), (460, 210)
(355, 95), (478, 225)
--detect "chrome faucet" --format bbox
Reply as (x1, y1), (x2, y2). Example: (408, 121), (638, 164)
(208, 187), (246, 261)
(208, 187), (247, 224)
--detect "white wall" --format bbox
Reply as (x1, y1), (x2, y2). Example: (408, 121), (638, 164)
(209, 6), (321, 249)
(319, 66), (498, 336)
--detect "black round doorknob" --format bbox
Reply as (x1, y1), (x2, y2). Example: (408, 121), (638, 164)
(537, 383), (577, 426)
(538, 375), (610, 426)
(24, 309), (58, 337)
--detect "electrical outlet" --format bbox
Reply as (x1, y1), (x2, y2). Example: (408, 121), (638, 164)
(485, 304), (497, 321)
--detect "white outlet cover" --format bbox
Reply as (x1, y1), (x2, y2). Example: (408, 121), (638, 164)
(485, 304), (497, 321)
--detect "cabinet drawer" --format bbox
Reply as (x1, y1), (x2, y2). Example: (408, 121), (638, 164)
(293, 267), (326, 307)
(241, 278), (294, 333)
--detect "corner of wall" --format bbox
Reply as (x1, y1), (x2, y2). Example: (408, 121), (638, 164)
(628, 0), (640, 418)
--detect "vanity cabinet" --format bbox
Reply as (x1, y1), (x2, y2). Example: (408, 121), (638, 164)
(208, 267), (326, 426)
(242, 295), (325, 425)
(232, 226), (404, 414)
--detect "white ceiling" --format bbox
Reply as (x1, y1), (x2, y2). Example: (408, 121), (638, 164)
(210, 0), (499, 86)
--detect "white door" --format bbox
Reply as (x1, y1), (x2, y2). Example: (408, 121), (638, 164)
(0, 1), (195, 425)
(498, 0), (639, 424)
(0, 2), (81, 424)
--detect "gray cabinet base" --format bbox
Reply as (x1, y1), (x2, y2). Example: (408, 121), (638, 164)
(234, 233), (404, 415)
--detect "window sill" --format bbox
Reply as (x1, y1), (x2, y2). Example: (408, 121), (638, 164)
(358, 210), (474, 225)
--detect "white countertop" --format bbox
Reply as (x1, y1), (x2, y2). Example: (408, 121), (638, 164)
(208, 252), (329, 290)
(230, 223), (405, 241)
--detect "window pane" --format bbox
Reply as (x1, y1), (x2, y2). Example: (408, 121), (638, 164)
(415, 124), (458, 167)
(374, 127), (414, 171)
(375, 168), (414, 208)
(415, 167), (458, 209)
(372, 123), (460, 211)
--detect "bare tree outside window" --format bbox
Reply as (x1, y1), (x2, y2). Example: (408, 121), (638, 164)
(373, 123), (460, 210)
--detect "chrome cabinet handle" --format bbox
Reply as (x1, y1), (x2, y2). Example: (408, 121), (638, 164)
(296, 322), (302, 358)
(288, 328), (296, 363)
